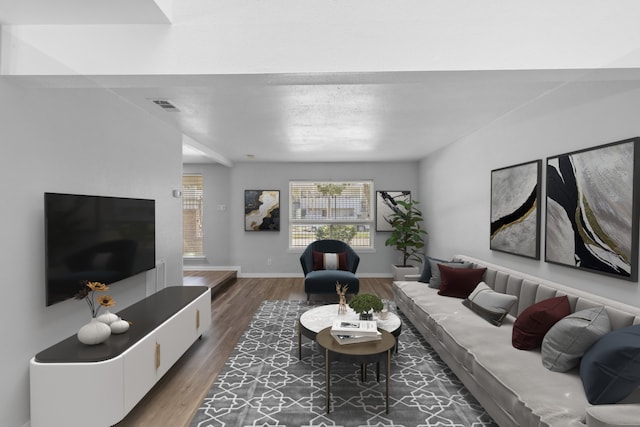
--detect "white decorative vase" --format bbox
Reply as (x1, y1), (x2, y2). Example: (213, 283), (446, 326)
(96, 310), (119, 325)
(110, 318), (130, 334)
(78, 318), (111, 345)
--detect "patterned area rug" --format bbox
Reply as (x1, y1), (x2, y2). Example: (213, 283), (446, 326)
(189, 300), (497, 427)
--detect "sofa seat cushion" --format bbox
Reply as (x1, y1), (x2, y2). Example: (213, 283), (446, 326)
(304, 270), (359, 294)
(432, 298), (591, 427)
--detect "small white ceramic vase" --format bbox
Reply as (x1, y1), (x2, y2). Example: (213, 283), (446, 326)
(110, 317), (130, 334)
(78, 318), (111, 345)
(96, 310), (119, 325)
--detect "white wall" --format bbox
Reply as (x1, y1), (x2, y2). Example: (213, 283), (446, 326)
(187, 161), (419, 275)
(419, 77), (640, 307)
(183, 163), (232, 266)
(0, 78), (183, 427)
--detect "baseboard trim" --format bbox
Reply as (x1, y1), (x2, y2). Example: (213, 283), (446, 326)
(183, 265), (241, 272)
(237, 272), (394, 279)
(182, 265), (393, 279)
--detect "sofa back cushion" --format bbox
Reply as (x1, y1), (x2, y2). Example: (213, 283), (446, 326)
(312, 250), (348, 271)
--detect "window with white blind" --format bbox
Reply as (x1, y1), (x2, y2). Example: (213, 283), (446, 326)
(289, 180), (374, 249)
(182, 175), (204, 258)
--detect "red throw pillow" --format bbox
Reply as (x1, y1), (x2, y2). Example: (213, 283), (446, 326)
(437, 264), (487, 299)
(512, 295), (571, 350)
(312, 251), (348, 271)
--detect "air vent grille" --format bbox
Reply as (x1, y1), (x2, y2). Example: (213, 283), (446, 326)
(151, 99), (180, 112)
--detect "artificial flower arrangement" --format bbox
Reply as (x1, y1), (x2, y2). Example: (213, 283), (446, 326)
(336, 282), (348, 314)
(74, 281), (115, 318)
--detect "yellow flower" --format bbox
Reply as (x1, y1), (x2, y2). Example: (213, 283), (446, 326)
(77, 280), (116, 317)
(86, 281), (109, 292)
(97, 295), (115, 308)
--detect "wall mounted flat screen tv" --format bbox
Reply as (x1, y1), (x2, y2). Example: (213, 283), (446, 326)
(45, 192), (156, 306)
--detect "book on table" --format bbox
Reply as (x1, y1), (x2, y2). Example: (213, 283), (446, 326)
(330, 319), (378, 336)
(331, 330), (382, 345)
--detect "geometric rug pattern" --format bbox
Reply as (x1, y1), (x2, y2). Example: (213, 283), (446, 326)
(189, 300), (497, 427)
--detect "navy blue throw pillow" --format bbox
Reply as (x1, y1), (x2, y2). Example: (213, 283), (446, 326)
(418, 256), (447, 283)
(580, 324), (640, 404)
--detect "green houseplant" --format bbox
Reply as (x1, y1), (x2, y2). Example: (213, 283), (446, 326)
(349, 293), (384, 320)
(384, 199), (427, 279)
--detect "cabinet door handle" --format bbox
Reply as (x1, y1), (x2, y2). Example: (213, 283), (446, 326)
(196, 309), (200, 329)
(155, 342), (161, 370)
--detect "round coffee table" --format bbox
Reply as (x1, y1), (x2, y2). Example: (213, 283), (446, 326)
(316, 327), (395, 414)
(297, 303), (401, 360)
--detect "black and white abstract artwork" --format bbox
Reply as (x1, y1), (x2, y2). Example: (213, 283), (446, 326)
(490, 160), (541, 259)
(244, 190), (280, 231)
(546, 138), (639, 281)
(376, 191), (411, 231)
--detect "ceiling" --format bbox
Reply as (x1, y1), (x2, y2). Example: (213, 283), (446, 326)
(112, 70), (591, 165)
(3, 1), (640, 165)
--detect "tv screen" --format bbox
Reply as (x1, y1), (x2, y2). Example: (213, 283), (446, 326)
(44, 192), (156, 306)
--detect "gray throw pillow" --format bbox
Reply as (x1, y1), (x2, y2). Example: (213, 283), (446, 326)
(462, 281), (518, 326)
(428, 260), (471, 289)
(418, 256), (447, 283)
(541, 306), (611, 373)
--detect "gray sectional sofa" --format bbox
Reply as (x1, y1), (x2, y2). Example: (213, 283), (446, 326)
(393, 255), (640, 427)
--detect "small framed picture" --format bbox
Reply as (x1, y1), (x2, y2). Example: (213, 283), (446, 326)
(244, 190), (280, 231)
(376, 191), (411, 231)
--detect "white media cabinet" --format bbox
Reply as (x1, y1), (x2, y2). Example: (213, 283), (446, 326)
(30, 286), (211, 427)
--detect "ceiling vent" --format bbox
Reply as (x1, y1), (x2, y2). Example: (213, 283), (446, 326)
(151, 99), (180, 112)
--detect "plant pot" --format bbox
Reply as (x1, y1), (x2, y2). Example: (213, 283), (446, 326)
(392, 265), (419, 281)
(359, 312), (373, 321)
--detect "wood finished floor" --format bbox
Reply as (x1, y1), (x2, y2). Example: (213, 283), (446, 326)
(114, 275), (393, 427)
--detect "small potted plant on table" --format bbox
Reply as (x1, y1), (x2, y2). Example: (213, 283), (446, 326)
(349, 294), (384, 321)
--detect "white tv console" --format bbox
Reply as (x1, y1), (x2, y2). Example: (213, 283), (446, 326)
(30, 286), (211, 427)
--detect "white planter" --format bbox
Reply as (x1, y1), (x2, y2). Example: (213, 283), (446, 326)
(392, 265), (419, 281)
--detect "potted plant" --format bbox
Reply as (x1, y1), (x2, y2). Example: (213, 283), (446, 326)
(349, 293), (384, 320)
(384, 199), (428, 280)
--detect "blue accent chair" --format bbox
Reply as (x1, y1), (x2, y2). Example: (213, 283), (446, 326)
(300, 239), (360, 300)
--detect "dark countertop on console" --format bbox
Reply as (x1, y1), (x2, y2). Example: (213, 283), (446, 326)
(34, 286), (209, 363)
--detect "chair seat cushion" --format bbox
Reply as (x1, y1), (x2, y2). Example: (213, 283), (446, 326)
(305, 270), (360, 294)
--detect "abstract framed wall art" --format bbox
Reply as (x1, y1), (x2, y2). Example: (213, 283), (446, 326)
(376, 191), (411, 231)
(546, 138), (640, 281)
(244, 190), (280, 231)
(490, 160), (542, 259)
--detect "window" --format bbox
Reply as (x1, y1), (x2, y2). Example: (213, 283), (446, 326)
(289, 180), (374, 249)
(182, 175), (204, 257)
